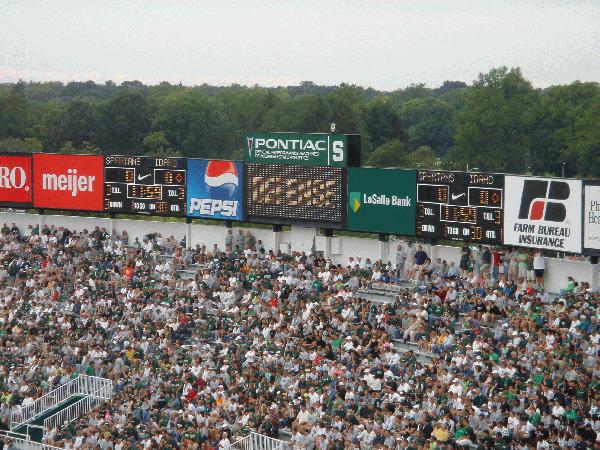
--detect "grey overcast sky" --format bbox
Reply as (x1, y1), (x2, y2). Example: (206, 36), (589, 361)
(0, 0), (598, 90)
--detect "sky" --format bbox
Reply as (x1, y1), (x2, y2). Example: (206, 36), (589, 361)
(0, 0), (598, 90)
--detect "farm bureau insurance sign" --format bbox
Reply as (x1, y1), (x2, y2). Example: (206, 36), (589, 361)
(347, 168), (415, 235)
(245, 132), (347, 167)
(504, 175), (582, 253)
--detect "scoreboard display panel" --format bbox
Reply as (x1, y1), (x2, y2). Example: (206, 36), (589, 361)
(246, 163), (346, 228)
(416, 170), (503, 244)
(104, 156), (186, 216)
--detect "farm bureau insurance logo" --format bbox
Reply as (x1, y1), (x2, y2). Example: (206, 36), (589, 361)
(0, 156), (32, 204)
(506, 176), (581, 252)
(518, 179), (569, 221)
(188, 160), (242, 219)
(33, 154), (104, 211)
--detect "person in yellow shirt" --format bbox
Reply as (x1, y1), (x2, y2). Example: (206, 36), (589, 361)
(432, 422), (450, 443)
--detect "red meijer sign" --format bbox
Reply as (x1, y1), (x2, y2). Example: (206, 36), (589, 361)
(33, 154), (104, 211)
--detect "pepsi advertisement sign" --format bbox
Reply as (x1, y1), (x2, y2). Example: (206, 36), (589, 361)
(186, 159), (244, 221)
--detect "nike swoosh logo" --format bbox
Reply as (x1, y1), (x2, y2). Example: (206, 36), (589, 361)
(137, 174), (151, 181)
(451, 193), (465, 200)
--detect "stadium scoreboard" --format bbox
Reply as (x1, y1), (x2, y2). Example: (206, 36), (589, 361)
(246, 163), (346, 227)
(104, 156), (186, 216)
(416, 170), (503, 244)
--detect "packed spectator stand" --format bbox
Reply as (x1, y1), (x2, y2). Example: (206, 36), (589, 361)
(0, 222), (598, 449)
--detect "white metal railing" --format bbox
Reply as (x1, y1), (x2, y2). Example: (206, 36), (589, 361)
(10, 375), (113, 430)
(0, 430), (62, 450)
(43, 386), (108, 430)
(223, 432), (291, 450)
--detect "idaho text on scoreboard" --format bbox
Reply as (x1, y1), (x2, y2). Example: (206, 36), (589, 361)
(416, 170), (504, 244)
(104, 156), (186, 216)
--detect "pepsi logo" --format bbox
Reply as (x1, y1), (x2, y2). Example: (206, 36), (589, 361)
(205, 160), (238, 199)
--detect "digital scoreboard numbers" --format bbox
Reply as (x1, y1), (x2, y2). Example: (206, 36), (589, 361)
(246, 163), (346, 228)
(416, 171), (504, 244)
(104, 156), (186, 216)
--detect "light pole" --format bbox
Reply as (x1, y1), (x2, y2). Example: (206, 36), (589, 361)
(561, 162), (565, 178)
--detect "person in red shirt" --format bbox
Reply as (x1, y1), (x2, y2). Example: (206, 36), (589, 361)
(491, 246), (503, 281)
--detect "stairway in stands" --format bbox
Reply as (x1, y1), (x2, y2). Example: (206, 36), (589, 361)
(7, 375), (112, 448)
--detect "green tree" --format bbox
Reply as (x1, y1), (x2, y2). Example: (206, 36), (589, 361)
(0, 137), (43, 152)
(529, 82), (600, 176)
(560, 92), (600, 177)
(0, 83), (30, 139)
(261, 94), (329, 133)
(365, 97), (404, 148)
(407, 145), (439, 169)
(446, 67), (538, 173)
(152, 90), (235, 158)
(40, 100), (98, 151)
(59, 141), (100, 154)
(400, 98), (456, 155)
(142, 131), (181, 157)
(365, 139), (408, 168)
(97, 91), (150, 154)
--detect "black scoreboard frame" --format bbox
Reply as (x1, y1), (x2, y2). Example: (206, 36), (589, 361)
(415, 170), (504, 244)
(103, 155), (187, 217)
(245, 163), (346, 229)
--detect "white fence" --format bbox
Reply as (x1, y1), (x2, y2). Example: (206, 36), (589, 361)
(224, 432), (291, 450)
(0, 431), (61, 450)
(43, 381), (112, 430)
(10, 375), (113, 430)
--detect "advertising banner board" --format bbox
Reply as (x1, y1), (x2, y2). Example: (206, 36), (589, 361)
(245, 132), (353, 167)
(186, 159), (244, 221)
(104, 156), (186, 216)
(416, 170), (504, 244)
(0, 155), (33, 207)
(347, 168), (416, 235)
(503, 175), (582, 253)
(33, 154), (104, 211)
(583, 182), (600, 254)
(246, 163), (345, 227)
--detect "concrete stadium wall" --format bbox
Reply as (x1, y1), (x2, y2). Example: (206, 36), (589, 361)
(1, 211), (597, 294)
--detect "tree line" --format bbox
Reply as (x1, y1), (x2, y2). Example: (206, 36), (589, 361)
(0, 67), (598, 177)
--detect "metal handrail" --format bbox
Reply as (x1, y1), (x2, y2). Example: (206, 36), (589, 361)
(10, 375), (113, 430)
(43, 384), (111, 431)
(0, 431), (62, 450)
(222, 432), (290, 450)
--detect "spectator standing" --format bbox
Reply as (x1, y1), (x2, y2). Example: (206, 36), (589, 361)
(533, 251), (546, 287)
(395, 245), (406, 280)
(234, 229), (245, 250)
(225, 229), (233, 251)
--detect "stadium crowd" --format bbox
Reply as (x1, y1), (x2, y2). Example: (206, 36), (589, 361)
(0, 222), (598, 450)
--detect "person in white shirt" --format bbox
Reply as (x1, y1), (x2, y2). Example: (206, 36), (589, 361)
(533, 251), (546, 287)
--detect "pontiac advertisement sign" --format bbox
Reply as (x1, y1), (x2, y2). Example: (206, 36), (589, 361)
(245, 132), (349, 167)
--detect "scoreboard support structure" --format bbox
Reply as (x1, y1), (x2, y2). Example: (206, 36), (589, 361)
(108, 213), (116, 236)
(38, 209), (45, 233)
(185, 217), (192, 250)
(321, 228), (334, 259)
(272, 224), (283, 253)
(378, 233), (389, 263)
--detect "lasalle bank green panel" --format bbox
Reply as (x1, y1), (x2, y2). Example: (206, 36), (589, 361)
(347, 168), (416, 235)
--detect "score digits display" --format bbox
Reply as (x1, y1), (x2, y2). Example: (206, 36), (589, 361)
(416, 170), (504, 244)
(104, 156), (186, 216)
